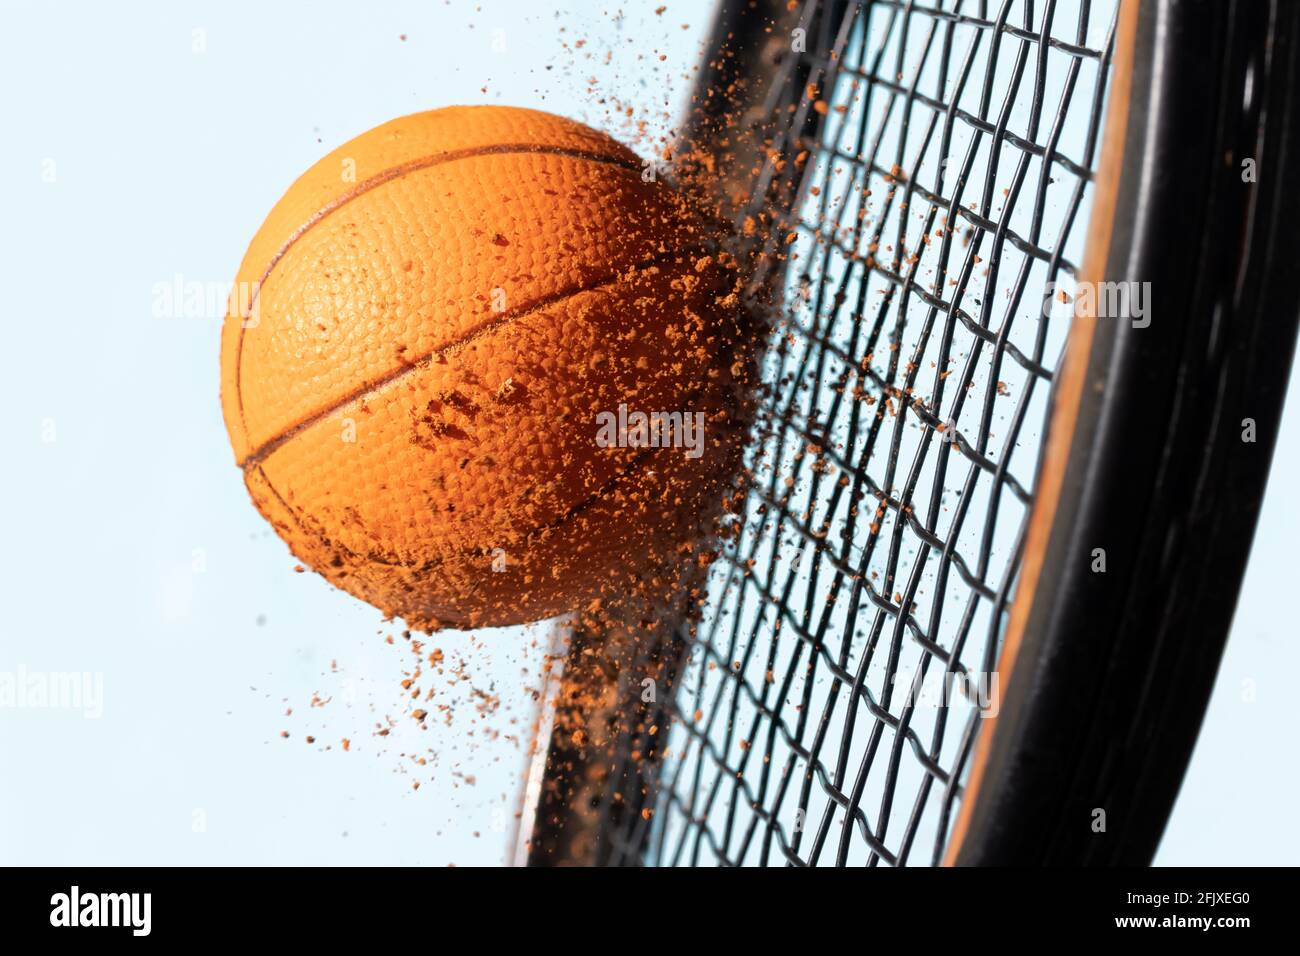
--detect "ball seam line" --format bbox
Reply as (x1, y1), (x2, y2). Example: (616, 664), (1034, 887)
(235, 239), (717, 471)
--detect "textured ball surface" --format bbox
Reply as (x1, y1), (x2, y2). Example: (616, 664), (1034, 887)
(220, 105), (746, 630)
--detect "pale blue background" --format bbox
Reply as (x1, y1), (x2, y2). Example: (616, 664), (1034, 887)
(0, 0), (1294, 866)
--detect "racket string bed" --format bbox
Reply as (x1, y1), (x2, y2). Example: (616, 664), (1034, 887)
(593, 0), (1118, 867)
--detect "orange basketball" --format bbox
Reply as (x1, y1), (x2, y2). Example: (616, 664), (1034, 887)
(220, 106), (747, 631)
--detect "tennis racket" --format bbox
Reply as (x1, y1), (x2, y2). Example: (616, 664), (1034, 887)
(515, 0), (1300, 867)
